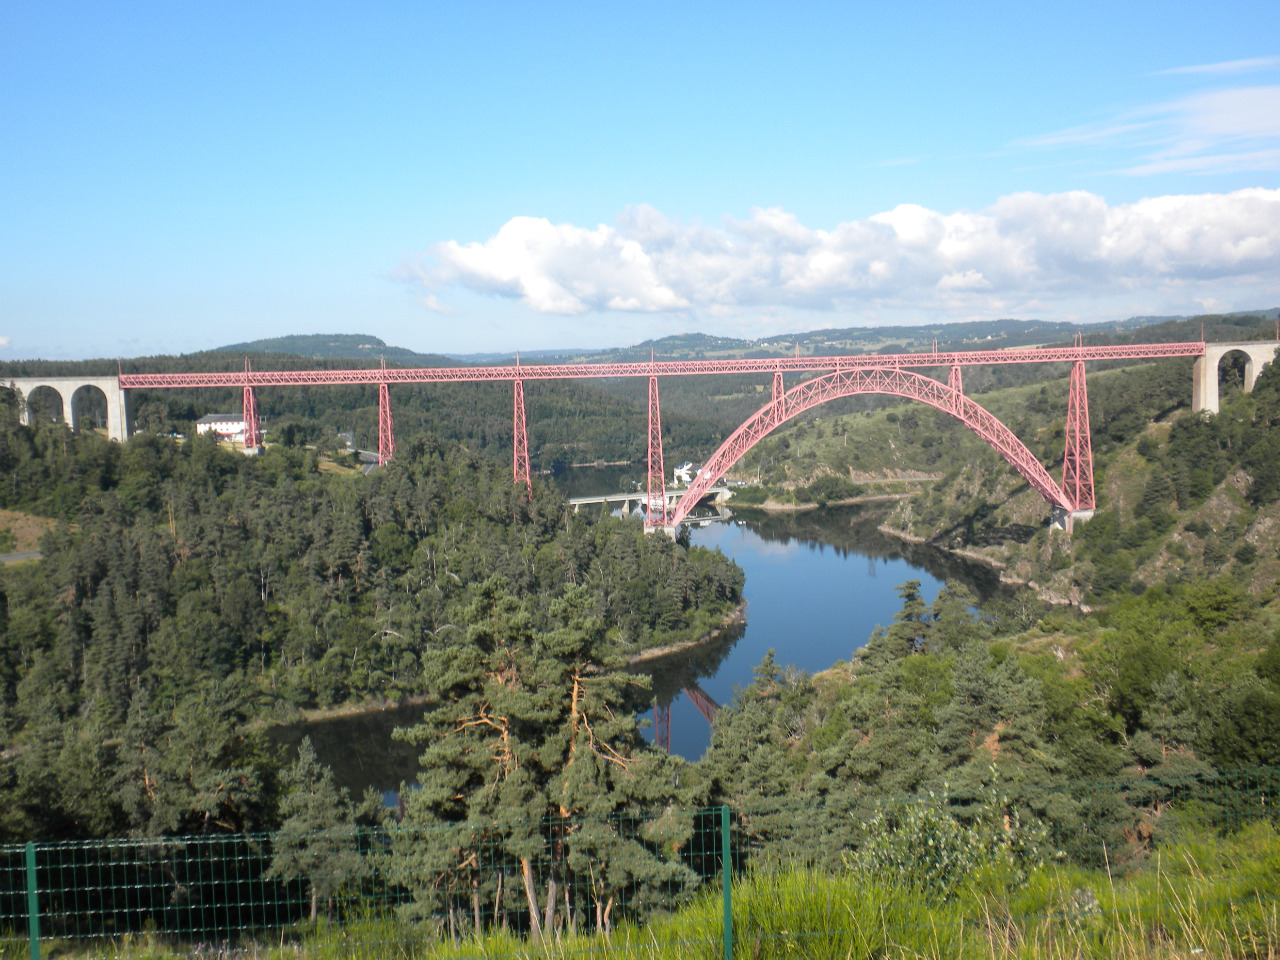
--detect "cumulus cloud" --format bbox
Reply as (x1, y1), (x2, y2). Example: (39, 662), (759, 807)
(410, 189), (1280, 320)
(430, 216), (688, 315)
(0, 336), (9, 348)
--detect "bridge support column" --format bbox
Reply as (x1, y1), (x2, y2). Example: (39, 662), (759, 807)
(947, 365), (963, 414)
(378, 383), (395, 465)
(1061, 359), (1095, 516)
(513, 378), (530, 495)
(105, 388), (129, 443)
(1192, 356), (1218, 415)
(241, 385), (262, 453)
(645, 374), (668, 529)
(242, 360), (262, 454)
(654, 702), (671, 752)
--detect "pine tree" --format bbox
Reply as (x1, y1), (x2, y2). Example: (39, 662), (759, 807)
(861, 580), (930, 666)
(267, 737), (363, 922)
(391, 578), (693, 939)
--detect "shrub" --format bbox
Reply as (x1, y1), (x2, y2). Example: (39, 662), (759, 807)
(845, 788), (1052, 901)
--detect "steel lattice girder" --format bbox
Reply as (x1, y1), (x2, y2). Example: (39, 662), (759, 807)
(646, 376), (668, 525)
(115, 342), (1207, 389)
(512, 379), (531, 494)
(671, 367), (1074, 526)
(1061, 361), (1095, 511)
(683, 683), (719, 723)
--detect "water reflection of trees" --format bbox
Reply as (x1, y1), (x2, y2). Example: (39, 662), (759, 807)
(268, 701), (429, 798)
(629, 619), (745, 707)
(740, 505), (1007, 599)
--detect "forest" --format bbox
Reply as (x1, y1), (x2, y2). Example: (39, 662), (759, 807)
(0, 395), (743, 841)
(1, 319), (1278, 957)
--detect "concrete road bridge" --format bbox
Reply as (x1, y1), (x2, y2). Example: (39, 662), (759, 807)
(567, 485), (733, 516)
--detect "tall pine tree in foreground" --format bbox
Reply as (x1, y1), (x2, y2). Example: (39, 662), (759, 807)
(267, 737), (364, 922)
(390, 578), (695, 940)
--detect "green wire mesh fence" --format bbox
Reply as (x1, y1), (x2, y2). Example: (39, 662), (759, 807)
(0, 769), (1276, 959)
(0, 807), (734, 959)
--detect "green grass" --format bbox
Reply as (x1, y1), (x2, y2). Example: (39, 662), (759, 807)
(30, 823), (1277, 960)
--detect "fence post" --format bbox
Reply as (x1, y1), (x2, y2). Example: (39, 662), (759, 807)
(721, 804), (732, 960)
(25, 841), (40, 960)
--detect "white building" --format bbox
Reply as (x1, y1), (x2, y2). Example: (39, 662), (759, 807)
(194, 413), (247, 444)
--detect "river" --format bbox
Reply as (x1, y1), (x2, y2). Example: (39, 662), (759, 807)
(639, 505), (1005, 759)
(271, 499), (1005, 794)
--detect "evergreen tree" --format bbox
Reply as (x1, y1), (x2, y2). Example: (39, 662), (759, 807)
(267, 737), (364, 922)
(861, 580), (930, 666)
(391, 578), (693, 939)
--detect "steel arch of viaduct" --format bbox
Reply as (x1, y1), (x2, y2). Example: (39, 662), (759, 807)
(670, 367), (1073, 528)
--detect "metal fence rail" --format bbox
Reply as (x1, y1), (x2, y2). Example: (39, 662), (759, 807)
(0, 769), (1276, 959)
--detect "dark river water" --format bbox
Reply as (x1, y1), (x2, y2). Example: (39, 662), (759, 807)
(271, 495), (1005, 795)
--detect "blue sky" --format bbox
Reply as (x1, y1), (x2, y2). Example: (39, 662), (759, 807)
(2, 1), (1279, 360)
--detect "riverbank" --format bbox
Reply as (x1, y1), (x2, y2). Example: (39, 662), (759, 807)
(750, 492), (915, 513)
(875, 522), (1090, 611)
(626, 601), (747, 665)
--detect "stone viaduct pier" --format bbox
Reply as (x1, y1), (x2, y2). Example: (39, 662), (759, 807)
(1192, 342), (1280, 414)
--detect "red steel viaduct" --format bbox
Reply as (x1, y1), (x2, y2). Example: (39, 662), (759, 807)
(6, 338), (1277, 534)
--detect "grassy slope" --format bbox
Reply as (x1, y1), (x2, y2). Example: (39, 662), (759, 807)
(0, 508), (57, 553)
(91, 825), (1280, 959)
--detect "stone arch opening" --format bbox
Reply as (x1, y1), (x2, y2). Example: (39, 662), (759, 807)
(1193, 342), (1280, 414)
(671, 367), (1073, 527)
(1216, 348), (1253, 398)
(23, 385), (68, 427)
(70, 383), (110, 433)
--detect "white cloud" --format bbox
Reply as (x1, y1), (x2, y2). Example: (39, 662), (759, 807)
(410, 189), (1280, 322)
(0, 336), (9, 348)
(1158, 57), (1280, 76)
(430, 216), (688, 315)
(1029, 86), (1280, 178)
(1166, 86), (1280, 145)
(1118, 148), (1280, 176)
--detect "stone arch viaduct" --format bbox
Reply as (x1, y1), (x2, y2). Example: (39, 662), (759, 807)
(3, 376), (131, 442)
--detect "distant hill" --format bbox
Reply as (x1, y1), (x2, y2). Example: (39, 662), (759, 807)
(483, 311), (1279, 367)
(218, 311), (1280, 369)
(216, 334), (457, 368)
